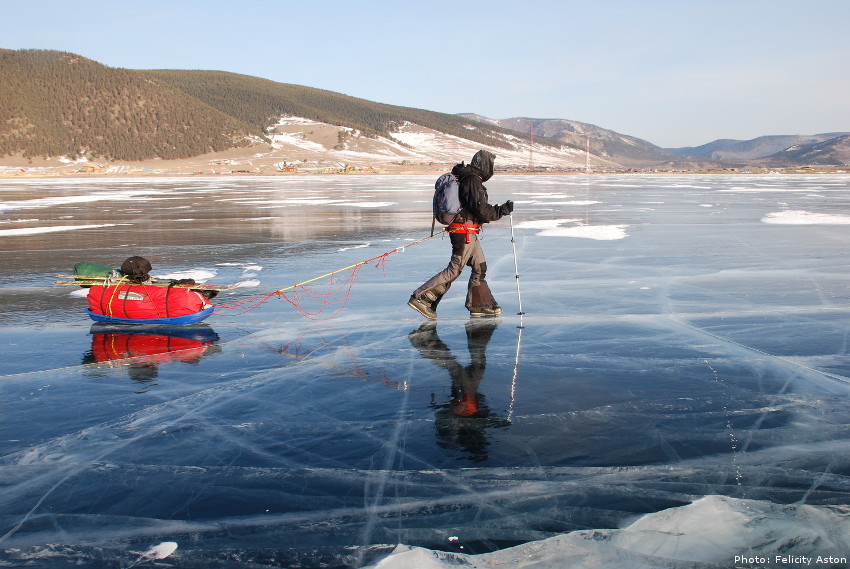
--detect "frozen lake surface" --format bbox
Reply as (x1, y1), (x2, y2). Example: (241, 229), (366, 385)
(2, 174), (850, 568)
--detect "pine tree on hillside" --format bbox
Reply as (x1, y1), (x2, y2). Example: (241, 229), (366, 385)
(0, 49), (258, 161)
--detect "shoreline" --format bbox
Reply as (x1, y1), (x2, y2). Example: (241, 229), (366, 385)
(1, 149), (847, 179)
(3, 163), (849, 179)
(3, 167), (847, 179)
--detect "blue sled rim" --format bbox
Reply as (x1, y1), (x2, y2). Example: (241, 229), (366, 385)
(86, 306), (215, 325)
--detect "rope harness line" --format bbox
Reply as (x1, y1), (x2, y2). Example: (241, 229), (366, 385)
(212, 230), (447, 321)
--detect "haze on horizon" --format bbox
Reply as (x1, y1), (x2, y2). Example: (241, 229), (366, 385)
(1, 0), (848, 148)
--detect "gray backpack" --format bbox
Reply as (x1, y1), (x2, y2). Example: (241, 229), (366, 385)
(432, 173), (463, 234)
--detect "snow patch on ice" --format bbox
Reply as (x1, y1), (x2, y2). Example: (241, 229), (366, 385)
(367, 496), (850, 569)
(534, 200), (600, 206)
(231, 198), (344, 206)
(515, 219), (583, 230)
(719, 186), (808, 193)
(0, 224), (120, 236)
(154, 269), (217, 282)
(337, 201), (397, 208)
(338, 243), (370, 252)
(0, 190), (167, 212)
(216, 263), (264, 278)
(762, 210), (850, 225)
(514, 218), (628, 240)
(539, 225), (629, 240)
(126, 541), (178, 568)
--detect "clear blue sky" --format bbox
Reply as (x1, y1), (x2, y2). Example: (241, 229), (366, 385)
(3, 0), (848, 147)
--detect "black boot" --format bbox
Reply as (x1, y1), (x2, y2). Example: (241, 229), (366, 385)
(408, 295), (437, 319)
(408, 283), (451, 320)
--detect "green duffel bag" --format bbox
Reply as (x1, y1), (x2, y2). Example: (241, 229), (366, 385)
(73, 261), (115, 284)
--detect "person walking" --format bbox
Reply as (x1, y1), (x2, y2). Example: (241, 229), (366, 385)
(408, 150), (514, 319)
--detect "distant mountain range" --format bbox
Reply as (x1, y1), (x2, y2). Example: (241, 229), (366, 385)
(460, 115), (716, 170)
(466, 115), (850, 169)
(752, 134), (850, 167)
(1, 48), (847, 171)
(667, 134), (850, 164)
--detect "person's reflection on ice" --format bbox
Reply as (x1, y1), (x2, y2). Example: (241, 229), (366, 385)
(408, 320), (508, 462)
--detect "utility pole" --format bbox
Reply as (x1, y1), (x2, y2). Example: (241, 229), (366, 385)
(529, 124), (534, 172)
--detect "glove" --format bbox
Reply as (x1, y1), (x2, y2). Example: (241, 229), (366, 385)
(500, 200), (514, 215)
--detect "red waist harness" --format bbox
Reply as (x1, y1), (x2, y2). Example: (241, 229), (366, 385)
(448, 222), (481, 243)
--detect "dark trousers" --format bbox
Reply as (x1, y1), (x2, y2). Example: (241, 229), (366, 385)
(412, 232), (497, 311)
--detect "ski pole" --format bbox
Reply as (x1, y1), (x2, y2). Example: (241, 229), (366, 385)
(509, 214), (525, 327)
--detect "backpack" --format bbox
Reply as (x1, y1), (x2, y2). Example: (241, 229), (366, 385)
(432, 173), (462, 234)
(120, 256), (152, 283)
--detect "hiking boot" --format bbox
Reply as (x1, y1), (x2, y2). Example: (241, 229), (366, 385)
(408, 296), (437, 319)
(469, 306), (502, 317)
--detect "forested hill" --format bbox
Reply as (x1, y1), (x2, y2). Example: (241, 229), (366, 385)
(0, 49), (259, 161)
(0, 49), (559, 162)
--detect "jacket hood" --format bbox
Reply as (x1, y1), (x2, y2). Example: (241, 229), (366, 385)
(470, 150), (496, 182)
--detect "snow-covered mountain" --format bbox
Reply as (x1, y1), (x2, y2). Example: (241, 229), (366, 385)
(460, 115), (721, 170)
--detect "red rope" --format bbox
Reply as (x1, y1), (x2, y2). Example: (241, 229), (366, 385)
(211, 231), (444, 321)
(279, 265), (362, 320)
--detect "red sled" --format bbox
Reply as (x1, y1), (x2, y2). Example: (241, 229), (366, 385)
(87, 283), (213, 325)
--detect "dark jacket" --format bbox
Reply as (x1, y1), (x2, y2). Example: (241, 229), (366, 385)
(451, 162), (504, 225)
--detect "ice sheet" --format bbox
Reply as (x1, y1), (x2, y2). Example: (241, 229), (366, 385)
(2, 174), (850, 567)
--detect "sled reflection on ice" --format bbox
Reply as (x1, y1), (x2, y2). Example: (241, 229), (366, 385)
(83, 323), (221, 384)
(409, 320), (510, 463)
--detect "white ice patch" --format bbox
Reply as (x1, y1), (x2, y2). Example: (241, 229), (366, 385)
(338, 243), (370, 252)
(514, 218), (628, 240)
(128, 541), (178, 568)
(539, 225), (629, 240)
(719, 186), (808, 193)
(145, 541), (178, 559)
(366, 496), (850, 569)
(0, 224), (120, 236)
(533, 200), (600, 206)
(214, 263), (264, 277)
(0, 190), (165, 212)
(154, 269), (217, 282)
(337, 201), (397, 208)
(1, 218), (40, 224)
(515, 219), (583, 230)
(762, 210), (850, 225)
(230, 198), (344, 206)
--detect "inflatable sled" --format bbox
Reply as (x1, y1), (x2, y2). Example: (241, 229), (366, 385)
(86, 282), (214, 325)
